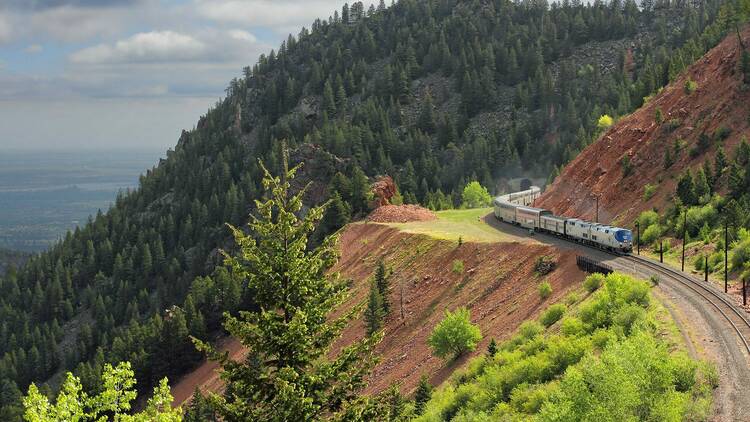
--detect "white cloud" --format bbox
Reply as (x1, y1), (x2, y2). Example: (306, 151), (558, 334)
(70, 31), (207, 64)
(29, 5), (133, 42)
(25, 44), (43, 53)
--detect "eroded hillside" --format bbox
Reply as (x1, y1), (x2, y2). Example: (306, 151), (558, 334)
(537, 26), (750, 225)
(333, 223), (584, 395)
(170, 217), (585, 403)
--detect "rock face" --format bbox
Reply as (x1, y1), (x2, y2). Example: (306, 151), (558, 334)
(537, 26), (750, 226)
(371, 176), (397, 207)
(289, 144), (348, 207)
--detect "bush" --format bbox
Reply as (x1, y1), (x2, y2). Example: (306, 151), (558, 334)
(561, 316), (584, 336)
(452, 260), (465, 274)
(597, 114), (614, 129)
(583, 273), (604, 293)
(684, 79), (698, 94)
(641, 223), (662, 246)
(637, 210), (659, 228)
(620, 155), (633, 177)
(565, 292), (579, 306)
(655, 107), (664, 124)
(539, 304), (566, 327)
(714, 126), (731, 141)
(643, 184), (657, 201)
(538, 280), (552, 300)
(428, 308), (482, 359)
(461, 181), (492, 209)
(522, 320), (545, 337)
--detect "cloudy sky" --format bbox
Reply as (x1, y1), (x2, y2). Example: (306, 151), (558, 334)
(0, 0), (373, 151)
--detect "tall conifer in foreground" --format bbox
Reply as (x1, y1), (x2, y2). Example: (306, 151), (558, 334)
(194, 155), (382, 421)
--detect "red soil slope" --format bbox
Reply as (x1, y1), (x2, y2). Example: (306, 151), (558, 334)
(171, 223), (585, 404)
(537, 26), (750, 225)
(331, 223), (584, 396)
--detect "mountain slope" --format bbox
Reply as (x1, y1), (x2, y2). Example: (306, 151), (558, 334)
(0, 0), (733, 418)
(538, 25), (750, 225)
(169, 217), (586, 402)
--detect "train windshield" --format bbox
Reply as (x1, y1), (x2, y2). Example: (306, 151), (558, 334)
(615, 230), (632, 242)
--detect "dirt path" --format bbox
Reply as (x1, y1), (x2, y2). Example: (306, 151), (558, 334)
(485, 214), (750, 421)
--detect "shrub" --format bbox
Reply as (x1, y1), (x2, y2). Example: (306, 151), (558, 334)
(655, 107), (663, 124)
(620, 155), (633, 177)
(518, 321), (544, 341)
(428, 308), (482, 359)
(591, 328), (615, 349)
(641, 223), (662, 245)
(452, 260), (465, 274)
(539, 304), (566, 327)
(613, 303), (645, 334)
(597, 114), (614, 129)
(714, 126), (731, 141)
(461, 181), (492, 209)
(665, 118), (682, 132)
(637, 210), (659, 228)
(538, 280), (552, 300)
(534, 255), (557, 276)
(643, 184), (657, 201)
(583, 273), (604, 293)
(561, 316), (584, 336)
(565, 292), (579, 306)
(684, 79), (698, 94)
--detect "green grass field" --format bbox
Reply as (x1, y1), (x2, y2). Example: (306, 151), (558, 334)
(385, 207), (514, 243)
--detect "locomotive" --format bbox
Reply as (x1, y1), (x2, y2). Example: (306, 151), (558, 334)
(493, 187), (633, 253)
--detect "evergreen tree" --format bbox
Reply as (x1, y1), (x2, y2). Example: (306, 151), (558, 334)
(487, 338), (498, 357)
(676, 170), (696, 205)
(418, 92), (437, 134)
(364, 280), (385, 336)
(194, 159), (382, 421)
(414, 374), (433, 415)
(374, 258), (391, 314)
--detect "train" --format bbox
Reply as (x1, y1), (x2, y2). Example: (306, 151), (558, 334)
(493, 187), (633, 253)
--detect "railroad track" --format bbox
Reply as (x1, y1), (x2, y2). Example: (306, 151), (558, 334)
(623, 253), (750, 356)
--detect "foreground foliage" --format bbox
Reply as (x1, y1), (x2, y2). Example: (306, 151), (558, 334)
(416, 273), (716, 421)
(23, 362), (180, 422)
(193, 160), (382, 421)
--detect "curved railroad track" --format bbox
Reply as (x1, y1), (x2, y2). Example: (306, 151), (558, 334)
(622, 253), (750, 355)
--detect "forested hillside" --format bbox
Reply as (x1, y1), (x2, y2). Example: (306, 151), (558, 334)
(0, 0), (738, 418)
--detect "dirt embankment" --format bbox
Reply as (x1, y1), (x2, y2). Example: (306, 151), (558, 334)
(366, 204), (436, 223)
(171, 222), (585, 404)
(537, 26), (750, 226)
(332, 223), (584, 396)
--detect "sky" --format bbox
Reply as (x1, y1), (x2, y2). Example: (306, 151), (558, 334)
(0, 0), (376, 151)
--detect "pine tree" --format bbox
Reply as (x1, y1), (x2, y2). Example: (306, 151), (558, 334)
(323, 80), (337, 116)
(374, 258), (390, 314)
(194, 158), (382, 421)
(414, 374), (433, 415)
(676, 170), (696, 205)
(364, 280), (385, 335)
(487, 338), (498, 357)
(418, 92), (437, 134)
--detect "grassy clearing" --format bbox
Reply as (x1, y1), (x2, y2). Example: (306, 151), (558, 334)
(386, 208), (512, 243)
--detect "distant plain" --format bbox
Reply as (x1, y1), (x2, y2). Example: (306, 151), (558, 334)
(0, 149), (162, 252)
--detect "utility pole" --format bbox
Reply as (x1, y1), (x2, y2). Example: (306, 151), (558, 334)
(725, 219), (729, 293)
(660, 240), (663, 263)
(635, 221), (640, 255)
(681, 210), (687, 272)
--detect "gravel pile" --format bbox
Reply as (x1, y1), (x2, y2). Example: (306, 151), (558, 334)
(367, 205), (437, 223)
